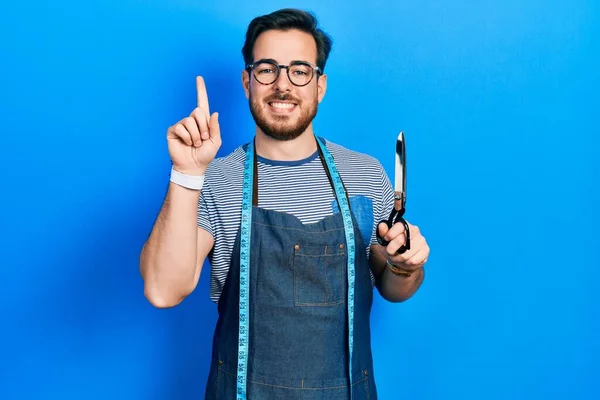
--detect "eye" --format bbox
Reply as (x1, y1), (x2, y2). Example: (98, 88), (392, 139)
(254, 62), (278, 75)
(290, 64), (312, 76)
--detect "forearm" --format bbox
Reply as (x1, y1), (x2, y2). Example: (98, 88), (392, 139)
(370, 245), (425, 303)
(379, 262), (425, 302)
(140, 182), (200, 307)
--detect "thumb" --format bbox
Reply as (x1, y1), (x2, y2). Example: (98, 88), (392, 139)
(209, 112), (221, 145)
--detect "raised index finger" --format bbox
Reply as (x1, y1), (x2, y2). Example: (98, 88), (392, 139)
(196, 76), (210, 118)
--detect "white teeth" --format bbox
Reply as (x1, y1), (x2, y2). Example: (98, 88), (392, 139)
(271, 102), (295, 109)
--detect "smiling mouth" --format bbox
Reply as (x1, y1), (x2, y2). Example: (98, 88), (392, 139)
(268, 101), (298, 113)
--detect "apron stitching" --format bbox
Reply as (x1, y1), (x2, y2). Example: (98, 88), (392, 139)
(294, 300), (344, 307)
(219, 366), (369, 390)
(215, 366), (221, 400)
(252, 222), (345, 233)
(293, 254), (344, 258)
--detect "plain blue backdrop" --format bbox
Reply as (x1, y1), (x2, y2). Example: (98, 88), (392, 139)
(1, 1), (598, 399)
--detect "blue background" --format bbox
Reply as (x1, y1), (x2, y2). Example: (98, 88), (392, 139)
(1, 1), (598, 399)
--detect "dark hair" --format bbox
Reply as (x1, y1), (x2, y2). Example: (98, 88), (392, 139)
(242, 8), (333, 72)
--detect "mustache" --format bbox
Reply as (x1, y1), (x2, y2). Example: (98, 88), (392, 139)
(265, 93), (299, 103)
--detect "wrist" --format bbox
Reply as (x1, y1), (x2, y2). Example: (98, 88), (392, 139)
(385, 260), (413, 277)
(170, 167), (205, 191)
(171, 165), (207, 176)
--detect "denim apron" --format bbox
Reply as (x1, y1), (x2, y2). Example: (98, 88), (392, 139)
(205, 138), (377, 399)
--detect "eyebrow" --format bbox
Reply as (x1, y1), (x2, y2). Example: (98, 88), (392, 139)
(254, 58), (311, 65)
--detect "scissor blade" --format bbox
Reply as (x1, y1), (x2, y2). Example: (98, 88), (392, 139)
(394, 131), (406, 211)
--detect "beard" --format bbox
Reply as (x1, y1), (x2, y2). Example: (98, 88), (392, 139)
(249, 91), (317, 141)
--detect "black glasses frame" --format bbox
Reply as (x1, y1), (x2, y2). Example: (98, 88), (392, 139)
(246, 58), (322, 87)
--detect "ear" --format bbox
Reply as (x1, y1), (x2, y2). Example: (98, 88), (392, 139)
(317, 73), (327, 103)
(242, 69), (250, 99)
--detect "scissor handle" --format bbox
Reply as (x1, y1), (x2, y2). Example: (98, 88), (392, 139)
(376, 209), (411, 254)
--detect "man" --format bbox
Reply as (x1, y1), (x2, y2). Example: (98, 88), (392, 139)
(140, 8), (430, 399)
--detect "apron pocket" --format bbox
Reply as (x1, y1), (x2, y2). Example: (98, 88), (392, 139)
(293, 243), (346, 306)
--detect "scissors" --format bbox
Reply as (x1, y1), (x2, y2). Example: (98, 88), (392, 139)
(376, 131), (410, 254)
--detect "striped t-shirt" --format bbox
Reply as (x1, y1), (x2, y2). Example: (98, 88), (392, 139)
(197, 138), (395, 303)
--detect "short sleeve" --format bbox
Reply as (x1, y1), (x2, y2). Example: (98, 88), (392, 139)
(197, 186), (214, 237)
(370, 162), (395, 246)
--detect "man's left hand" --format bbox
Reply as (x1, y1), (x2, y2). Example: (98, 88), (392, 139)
(377, 220), (430, 272)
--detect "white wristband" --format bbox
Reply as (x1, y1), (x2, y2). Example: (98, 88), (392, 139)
(170, 167), (205, 190)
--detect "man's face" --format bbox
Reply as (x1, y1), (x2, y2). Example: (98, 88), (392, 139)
(243, 29), (327, 141)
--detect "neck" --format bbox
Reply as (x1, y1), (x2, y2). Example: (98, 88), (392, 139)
(254, 127), (318, 161)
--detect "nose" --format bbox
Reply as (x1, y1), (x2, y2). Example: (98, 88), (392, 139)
(273, 67), (292, 92)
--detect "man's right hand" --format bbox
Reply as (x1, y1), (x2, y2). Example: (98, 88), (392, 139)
(167, 76), (221, 176)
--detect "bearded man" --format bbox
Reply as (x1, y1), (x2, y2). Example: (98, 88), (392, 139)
(140, 8), (430, 399)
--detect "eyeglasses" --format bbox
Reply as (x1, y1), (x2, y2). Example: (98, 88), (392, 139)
(246, 59), (322, 87)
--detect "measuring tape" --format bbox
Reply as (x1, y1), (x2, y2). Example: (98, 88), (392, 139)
(237, 137), (356, 400)
(237, 140), (254, 399)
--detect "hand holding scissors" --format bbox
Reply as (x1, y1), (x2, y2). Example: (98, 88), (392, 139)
(376, 131), (410, 254)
